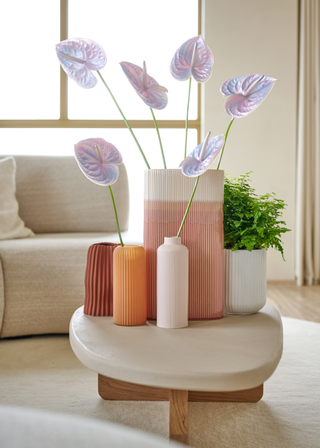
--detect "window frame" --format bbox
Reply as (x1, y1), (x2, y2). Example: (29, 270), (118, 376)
(0, 0), (202, 144)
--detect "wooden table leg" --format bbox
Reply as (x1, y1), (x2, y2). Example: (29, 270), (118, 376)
(169, 389), (188, 445)
(98, 375), (263, 446)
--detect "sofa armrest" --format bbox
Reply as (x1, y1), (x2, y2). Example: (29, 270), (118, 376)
(0, 257), (4, 335)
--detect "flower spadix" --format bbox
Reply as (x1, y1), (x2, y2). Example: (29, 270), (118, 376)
(120, 61), (168, 110)
(180, 132), (224, 177)
(221, 74), (277, 118)
(170, 36), (213, 83)
(56, 38), (107, 89)
(74, 138), (122, 186)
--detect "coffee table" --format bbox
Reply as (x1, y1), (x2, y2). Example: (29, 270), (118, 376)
(69, 303), (283, 444)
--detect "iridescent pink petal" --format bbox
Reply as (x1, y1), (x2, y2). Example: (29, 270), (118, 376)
(120, 61), (168, 110)
(56, 38), (107, 89)
(170, 36), (213, 83)
(74, 138), (122, 186)
(179, 133), (224, 177)
(220, 74), (276, 118)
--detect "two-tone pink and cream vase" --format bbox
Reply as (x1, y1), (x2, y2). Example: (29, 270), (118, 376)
(144, 169), (224, 320)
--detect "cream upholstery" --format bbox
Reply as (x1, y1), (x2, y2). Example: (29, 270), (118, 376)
(13, 156), (129, 233)
(0, 157), (34, 240)
(0, 156), (131, 338)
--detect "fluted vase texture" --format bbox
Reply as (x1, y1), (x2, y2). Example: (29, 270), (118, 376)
(144, 169), (224, 320)
(84, 242), (120, 316)
(224, 249), (267, 314)
(157, 237), (188, 329)
(113, 245), (147, 326)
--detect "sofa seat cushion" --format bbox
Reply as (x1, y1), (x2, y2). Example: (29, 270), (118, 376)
(0, 232), (141, 338)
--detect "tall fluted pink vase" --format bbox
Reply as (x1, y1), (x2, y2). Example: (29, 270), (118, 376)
(144, 169), (224, 320)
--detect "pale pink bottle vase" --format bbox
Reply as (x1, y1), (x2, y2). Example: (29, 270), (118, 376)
(157, 237), (188, 329)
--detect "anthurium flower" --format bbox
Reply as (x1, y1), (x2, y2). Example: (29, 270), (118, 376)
(74, 138), (122, 186)
(170, 36), (213, 82)
(180, 132), (224, 177)
(120, 61), (168, 110)
(177, 132), (223, 237)
(221, 74), (277, 118)
(56, 38), (107, 89)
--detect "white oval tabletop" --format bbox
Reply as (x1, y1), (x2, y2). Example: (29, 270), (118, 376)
(69, 303), (283, 392)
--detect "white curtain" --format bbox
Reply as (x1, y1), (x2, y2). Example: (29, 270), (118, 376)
(296, 0), (320, 285)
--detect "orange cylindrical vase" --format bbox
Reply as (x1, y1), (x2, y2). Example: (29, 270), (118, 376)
(113, 245), (147, 326)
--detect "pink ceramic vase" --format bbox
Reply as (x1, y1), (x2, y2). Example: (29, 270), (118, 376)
(144, 169), (224, 321)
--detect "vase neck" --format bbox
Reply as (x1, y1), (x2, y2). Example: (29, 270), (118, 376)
(164, 237), (181, 245)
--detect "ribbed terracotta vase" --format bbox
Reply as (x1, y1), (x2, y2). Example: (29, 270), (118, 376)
(157, 237), (188, 329)
(224, 249), (267, 314)
(84, 242), (120, 316)
(144, 169), (224, 320)
(113, 245), (147, 326)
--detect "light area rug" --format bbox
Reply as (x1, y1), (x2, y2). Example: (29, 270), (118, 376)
(0, 316), (319, 448)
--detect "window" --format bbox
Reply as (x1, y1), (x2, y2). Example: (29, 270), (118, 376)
(0, 0), (201, 234)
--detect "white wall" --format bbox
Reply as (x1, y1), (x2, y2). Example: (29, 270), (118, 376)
(203, 0), (298, 280)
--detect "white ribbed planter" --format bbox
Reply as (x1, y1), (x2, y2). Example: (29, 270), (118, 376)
(157, 237), (188, 329)
(224, 249), (267, 315)
(144, 169), (224, 321)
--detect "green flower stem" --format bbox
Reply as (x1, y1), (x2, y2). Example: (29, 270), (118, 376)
(150, 107), (166, 169)
(109, 185), (124, 247)
(216, 118), (235, 170)
(177, 176), (199, 238)
(184, 77), (192, 158)
(97, 70), (150, 170)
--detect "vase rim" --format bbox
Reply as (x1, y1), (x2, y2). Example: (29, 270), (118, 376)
(94, 242), (119, 247)
(224, 248), (267, 251)
(164, 236), (181, 245)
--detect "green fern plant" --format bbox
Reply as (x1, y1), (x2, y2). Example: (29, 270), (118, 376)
(223, 172), (291, 260)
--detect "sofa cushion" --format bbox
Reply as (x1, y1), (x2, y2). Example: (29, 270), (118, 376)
(13, 156), (129, 234)
(0, 157), (34, 240)
(0, 232), (141, 338)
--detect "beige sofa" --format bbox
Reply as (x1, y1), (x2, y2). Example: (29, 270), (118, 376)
(0, 155), (136, 339)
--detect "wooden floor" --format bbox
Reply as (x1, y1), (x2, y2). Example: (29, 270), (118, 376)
(267, 282), (320, 323)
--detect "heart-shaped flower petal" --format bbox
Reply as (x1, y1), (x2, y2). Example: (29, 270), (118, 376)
(180, 132), (224, 177)
(170, 36), (213, 83)
(120, 61), (168, 110)
(56, 38), (107, 89)
(221, 74), (276, 118)
(74, 138), (122, 186)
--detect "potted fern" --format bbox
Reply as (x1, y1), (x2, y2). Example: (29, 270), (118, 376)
(223, 172), (290, 314)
